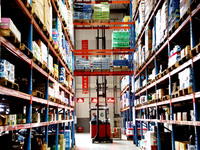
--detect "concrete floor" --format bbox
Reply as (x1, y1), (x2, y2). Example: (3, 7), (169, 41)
(74, 133), (140, 150)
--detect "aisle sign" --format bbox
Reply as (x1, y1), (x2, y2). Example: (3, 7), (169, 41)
(91, 98), (97, 103)
(77, 98), (84, 103)
(82, 40), (89, 94)
(107, 97), (115, 103)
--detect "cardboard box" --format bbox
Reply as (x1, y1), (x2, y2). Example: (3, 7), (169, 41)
(177, 112), (182, 121)
(32, 113), (40, 123)
(1, 18), (21, 42)
(0, 59), (10, 80)
(43, 0), (52, 34)
(32, 0), (44, 24)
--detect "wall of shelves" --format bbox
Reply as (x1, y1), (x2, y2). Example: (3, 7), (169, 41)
(0, 0), (75, 149)
(127, 0), (200, 149)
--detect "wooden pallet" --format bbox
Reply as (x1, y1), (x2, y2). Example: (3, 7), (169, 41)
(49, 96), (56, 103)
(92, 19), (110, 23)
(33, 57), (42, 68)
(32, 90), (45, 99)
(178, 87), (193, 97)
(1, 29), (21, 44)
(18, 43), (33, 59)
(61, 83), (67, 88)
(191, 43), (200, 57)
(169, 22), (179, 36)
(0, 78), (19, 91)
(180, 54), (191, 63)
(32, 13), (44, 29)
(161, 95), (170, 101)
(171, 92), (179, 98)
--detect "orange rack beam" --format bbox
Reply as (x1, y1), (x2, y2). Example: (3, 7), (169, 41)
(74, 49), (132, 52)
(74, 21), (133, 26)
(74, 26), (130, 30)
(74, 71), (134, 76)
(74, 1), (130, 4)
(74, 52), (131, 55)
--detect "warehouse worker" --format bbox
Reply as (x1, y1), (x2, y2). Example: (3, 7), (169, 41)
(92, 113), (97, 122)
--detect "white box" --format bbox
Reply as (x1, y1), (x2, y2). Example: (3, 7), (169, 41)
(177, 112), (182, 121)
(182, 112), (187, 121)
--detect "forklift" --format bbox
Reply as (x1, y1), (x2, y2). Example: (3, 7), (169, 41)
(90, 76), (113, 143)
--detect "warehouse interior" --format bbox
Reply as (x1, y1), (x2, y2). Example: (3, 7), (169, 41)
(0, 0), (200, 150)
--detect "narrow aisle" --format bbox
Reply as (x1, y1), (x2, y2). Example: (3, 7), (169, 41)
(74, 133), (140, 150)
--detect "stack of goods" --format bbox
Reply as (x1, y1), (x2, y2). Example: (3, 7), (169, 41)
(180, 0), (191, 19)
(133, 78), (140, 92)
(65, 130), (71, 149)
(134, 0), (145, 40)
(0, 59), (15, 82)
(144, 0), (154, 22)
(74, 4), (92, 20)
(93, 4), (110, 21)
(59, 67), (66, 84)
(154, 2), (167, 48)
(132, 0), (139, 16)
(145, 25), (152, 60)
(32, 0), (52, 35)
(134, 50), (139, 71)
(178, 67), (193, 90)
(32, 113), (40, 123)
(48, 82), (60, 99)
(93, 57), (110, 70)
(48, 54), (54, 73)
(32, 40), (48, 67)
(121, 76), (129, 91)
(139, 131), (157, 150)
(53, 64), (59, 78)
(180, 45), (191, 59)
(66, 51), (73, 71)
(112, 31), (130, 48)
(175, 141), (191, 150)
(113, 60), (130, 68)
(59, 134), (66, 150)
(75, 58), (90, 70)
(121, 91), (130, 108)
(122, 16), (130, 30)
(48, 113), (57, 121)
(168, 0), (180, 31)
(138, 39), (145, 68)
(0, 18), (21, 42)
(58, 0), (74, 42)
(168, 45), (181, 67)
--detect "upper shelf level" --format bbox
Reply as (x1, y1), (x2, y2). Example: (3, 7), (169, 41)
(74, 71), (134, 76)
(73, 0), (130, 4)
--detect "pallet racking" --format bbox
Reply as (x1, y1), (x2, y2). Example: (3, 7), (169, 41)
(0, 0), (75, 149)
(120, 0), (200, 149)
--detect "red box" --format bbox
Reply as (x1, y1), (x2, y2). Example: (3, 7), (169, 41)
(91, 124), (111, 138)
(77, 126), (84, 133)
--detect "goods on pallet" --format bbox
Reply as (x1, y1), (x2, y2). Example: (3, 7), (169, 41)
(59, 67), (66, 84)
(7, 114), (17, 125)
(0, 59), (15, 82)
(132, 0), (138, 16)
(178, 67), (193, 90)
(155, 2), (167, 48)
(32, 113), (40, 123)
(65, 130), (71, 149)
(144, 0), (154, 22)
(74, 4), (92, 20)
(168, 45), (181, 67)
(49, 54), (53, 73)
(121, 91), (130, 108)
(121, 76), (129, 91)
(168, 0), (180, 31)
(32, 0), (44, 24)
(175, 141), (190, 150)
(32, 42), (41, 62)
(53, 64), (59, 77)
(122, 16), (130, 28)
(93, 3), (110, 21)
(52, 29), (59, 46)
(93, 57), (110, 70)
(112, 31), (130, 48)
(113, 59), (129, 67)
(1, 18), (21, 42)
(44, 0), (52, 35)
(180, 45), (191, 59)
(75, 58), (90, 70)
(139, 131), (157, 150)
(180, 0), (191, 19)
(145, 25), (152, 60)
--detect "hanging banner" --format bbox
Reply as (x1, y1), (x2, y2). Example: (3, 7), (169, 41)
(82, 40), (89, 94)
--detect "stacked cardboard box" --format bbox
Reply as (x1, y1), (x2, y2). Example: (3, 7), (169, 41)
(144, 0), (154, 22)
(1, 18), (21, 42)
(178, 67), (193, 90)
(59, 67), (66, 84)
(0, 59), (15, 82)
(7, 114), (17, 125)
(93, 4), (110, 21)
(93, 57), (110, 70)
(175, 141), (190, 150)
(121, 76), (129, 91)
(180, 0), (191, 19)
(145, 25), (152, 60)
(74, 4), (92, 20)
(53, 64), (59, 78)
(32, 113), (40, 123)
(65, 130), (71, 149)
(59, 134), (66, 150)
(32, 0), (44, 24)
(48, 54), (53, 73)
(168, 45), (181, 67)
(43, 0), (52, 34)
(112, 31), (130, 48)
(75, 58), (90, 70)
(168, 0), (180, 31)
